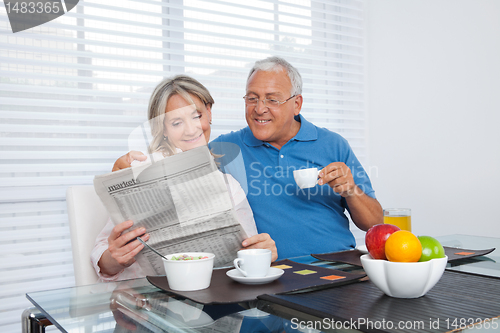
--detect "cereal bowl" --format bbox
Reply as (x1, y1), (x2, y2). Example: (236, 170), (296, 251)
(360, 254), (448, 298)
(162, 252), (215, 291)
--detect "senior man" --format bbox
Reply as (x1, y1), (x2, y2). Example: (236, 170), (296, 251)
(114, 56), (383, 259)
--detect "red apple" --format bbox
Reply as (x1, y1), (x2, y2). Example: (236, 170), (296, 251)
(365, 224), (401, 260)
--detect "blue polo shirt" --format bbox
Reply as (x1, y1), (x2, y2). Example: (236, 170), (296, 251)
(210, 115), (376, 259)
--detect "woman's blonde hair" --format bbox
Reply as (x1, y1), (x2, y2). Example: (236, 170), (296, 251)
(147, 75), (214, 156)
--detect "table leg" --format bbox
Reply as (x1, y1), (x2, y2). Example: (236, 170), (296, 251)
(22, 307), (53, 333)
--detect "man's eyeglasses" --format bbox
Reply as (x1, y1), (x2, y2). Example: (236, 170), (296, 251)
(243, 95), (297, 108)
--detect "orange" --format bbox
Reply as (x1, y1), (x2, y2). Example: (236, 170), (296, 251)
(385, 230), (422, 262)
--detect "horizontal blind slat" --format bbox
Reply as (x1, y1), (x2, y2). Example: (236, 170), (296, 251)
(0, 252), (74, 269)
(1, 32), (364, 70)
(2, 277), (75, 297)
(0, 151), (125, 159)
(81, 0), (363, 17)
(0, 215), (68, 228)
(0, 82), (365, 98)
(62, 6), (364, 40)
(0, 138), (133, 147)
(0, 226), (70, 241)
(0, 264), (74, 284)
(2, 39), (364, 66)
(0, 238), (72, 254)
(0, 176), (96, 187)
(80, 0), (364, 25)
(2, 53), (364, 78)
(2, 67), (364, 88)
(0, 163), (109, 173)
(0, 124), (137, 134)
(0, 201), (67, 214)
(0, 113), (144, 124)
(0, 186), (72, 202)
(0, 95), (145, 111)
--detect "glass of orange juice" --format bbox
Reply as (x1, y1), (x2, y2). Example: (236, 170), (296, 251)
(383, 208), (411, 232)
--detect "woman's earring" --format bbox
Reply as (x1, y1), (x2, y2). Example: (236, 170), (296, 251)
(163, 136), (167, 141)
(209, 121), (212, 125)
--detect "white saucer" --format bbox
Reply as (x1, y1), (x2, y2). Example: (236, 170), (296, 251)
(356, 244), (368, 254)
(226, 267), (284, 285)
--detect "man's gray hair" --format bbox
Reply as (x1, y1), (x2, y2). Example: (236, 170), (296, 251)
(248, 56), (302, 96)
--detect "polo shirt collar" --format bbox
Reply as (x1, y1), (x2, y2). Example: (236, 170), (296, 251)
(243, 126), (262, 147)
(292, 114), (318, 142)
(242, 114), (318, 147)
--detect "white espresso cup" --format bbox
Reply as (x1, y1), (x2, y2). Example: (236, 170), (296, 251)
(233, 249), (272, 278)
(293, 168), (320, 189)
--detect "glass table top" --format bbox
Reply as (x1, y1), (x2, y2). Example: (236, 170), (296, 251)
(437, 234), (500, 278)
(26, 234), (499, 333)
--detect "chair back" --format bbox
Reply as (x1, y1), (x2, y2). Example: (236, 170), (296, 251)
(66, 186), (109, 286)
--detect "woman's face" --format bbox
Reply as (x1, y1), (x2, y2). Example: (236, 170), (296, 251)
(163, 93), (212, 152)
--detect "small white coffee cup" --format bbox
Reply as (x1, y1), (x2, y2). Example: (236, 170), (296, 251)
(233, 249), (272, 278)
(293, 168), (320, 189)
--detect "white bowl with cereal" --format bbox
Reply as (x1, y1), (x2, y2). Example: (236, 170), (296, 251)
(162, 252), (215, 291)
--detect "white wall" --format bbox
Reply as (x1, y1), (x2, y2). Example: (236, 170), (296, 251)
(366, 0), (500, 237)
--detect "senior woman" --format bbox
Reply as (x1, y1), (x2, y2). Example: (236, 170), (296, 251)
(91, 75), (277, 282)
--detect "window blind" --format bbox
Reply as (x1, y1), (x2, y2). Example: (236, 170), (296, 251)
(0, 0), (367, 330)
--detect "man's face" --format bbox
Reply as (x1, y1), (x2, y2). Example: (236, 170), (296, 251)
(245, 70), (302, 149)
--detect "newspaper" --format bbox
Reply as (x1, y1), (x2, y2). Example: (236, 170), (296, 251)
(93, 146), (247, 275)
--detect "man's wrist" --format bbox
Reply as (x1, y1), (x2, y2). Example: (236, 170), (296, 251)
(343, 185), (363, 198)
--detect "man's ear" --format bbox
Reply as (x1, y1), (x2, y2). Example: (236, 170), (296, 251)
(294, 95), (303, 116)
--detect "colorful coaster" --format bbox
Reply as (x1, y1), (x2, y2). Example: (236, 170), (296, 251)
(320, 275), (346, 281)
(455, 251), (475, 256)
(294, 269), (317, 275)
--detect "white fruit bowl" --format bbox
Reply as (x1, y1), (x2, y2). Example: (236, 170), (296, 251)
(360, 254), (448, 298)
(162, 252), (215, 291)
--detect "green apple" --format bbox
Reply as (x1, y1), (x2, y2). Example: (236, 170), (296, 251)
(418, 236), (445, 261)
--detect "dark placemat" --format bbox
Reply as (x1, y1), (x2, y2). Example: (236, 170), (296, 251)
(444, 246), (495, 261)
(147, 259), (365, 305)
(312, 249), (365, 266)
(311, 246), (495, 267)
(258, 270), (500, 333)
